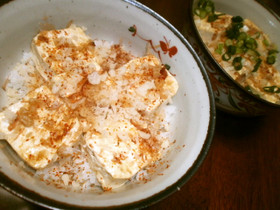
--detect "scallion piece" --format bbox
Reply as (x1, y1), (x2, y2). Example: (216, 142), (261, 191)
(266, 55), (276, 65)
(164, 64), (171, 70)
(263, 39), (270, 46)
(268, 49), (279, 55)
(236, 40), (244, 48)
(252, 58), (262, 72)
(207, 14), (218, 22)
(226, 27), (239, 39)
(232, 16), (243, 23)
(207, 13), (224, 22)
(233, 22), (244, 30)
(205, 5), (214, 13)
(245, 38), (258, 50)
(225, 39), (233, 47)
(195, 0), (215, 19)
(241, 46), (248, 53)
(200, 10), (207, 19)
(215, 43), (224, 54)
(238, 32), (247, 41)
(263, 86), (280, 93)
(195, 9), (207, 19)
(236, 47), (243, 54)
(222, 53), (231, 61)
(197, 0), (206, 8)
(232, 56), (243, 70)
(227, 45), (237, 55)
(194, 8), (201, 16)
(247, 49), (260, 59)
(203, 0), (215, 13)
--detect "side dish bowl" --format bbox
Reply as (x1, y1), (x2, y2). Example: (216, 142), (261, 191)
(0, 0), (215, 209)
(184, 0), (280, 116)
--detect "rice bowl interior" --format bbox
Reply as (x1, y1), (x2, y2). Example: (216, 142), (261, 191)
(0, 0), (215, 208)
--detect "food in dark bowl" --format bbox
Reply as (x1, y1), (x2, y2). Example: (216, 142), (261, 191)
(184, 0), (280, 116)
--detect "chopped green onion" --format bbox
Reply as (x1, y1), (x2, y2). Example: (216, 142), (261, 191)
(247, 49), (260, 59)
(225, 39), (233, 47)
(252, 58), (262, 72)
(128, 26), (136, 33)
(233, 22), (244, 30)
(164, 64), (171, 70)
(194, 8), (201, 16)
(226, 24), (242, 39)
(266, 55), (276, 64)
(245, 38), (258, 50)
(263, 86), (280, 93)
(226, 23), (243, 40)
(222, 53), (231, 61)
(232, 16), (243, 23)
(238, 32), (247, 41)
(215, 43), (224, 54)
(232, 56), (243, 70)
(268, 49), (279, 55)
(233, 56), (242, 62)
(197, 0), (207, 8)
(226, 28), (237, 39)
(207, 13), (224, 22)
(240, 46), (248, 53)
(199, 0), (215, 12)
(207, 14), (218, 22)
(205, 5), (214, 13)
(236, 47), (244, 54)
(266, 50), (278, 65)
(236, 40), (244, 48)
(227, 45), (237, 55)
(263, 39), (270, 46)
(198, 0), (207, 8)
(195, 9), (207, 19)
(195, 0), (215, 19)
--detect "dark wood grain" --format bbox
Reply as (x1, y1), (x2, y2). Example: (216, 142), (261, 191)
(145, 110), (280, 210)
(0, 0), (279, 209)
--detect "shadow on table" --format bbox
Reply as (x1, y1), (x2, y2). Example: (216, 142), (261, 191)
(215, 109), (264, 139)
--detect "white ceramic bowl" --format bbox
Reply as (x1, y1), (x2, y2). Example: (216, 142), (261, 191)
(0, 0), (215, 209)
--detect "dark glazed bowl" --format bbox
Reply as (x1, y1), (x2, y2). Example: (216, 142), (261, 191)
(184, 0), (280, 116)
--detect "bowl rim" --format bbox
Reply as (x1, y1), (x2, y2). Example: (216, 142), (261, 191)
(0, 0), (216, 209)
(190, 0), (280, 108)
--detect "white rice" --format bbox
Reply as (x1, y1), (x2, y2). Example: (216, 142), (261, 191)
(36, 142), (100, 192)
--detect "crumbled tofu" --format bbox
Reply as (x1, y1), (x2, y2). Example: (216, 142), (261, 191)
(31, 25), (101, 97)
(0, 86), (81, 169)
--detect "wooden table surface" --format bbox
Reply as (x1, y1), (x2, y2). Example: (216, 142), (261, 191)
(0, 0), (279, 209)
(139, 0), (280, 209)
